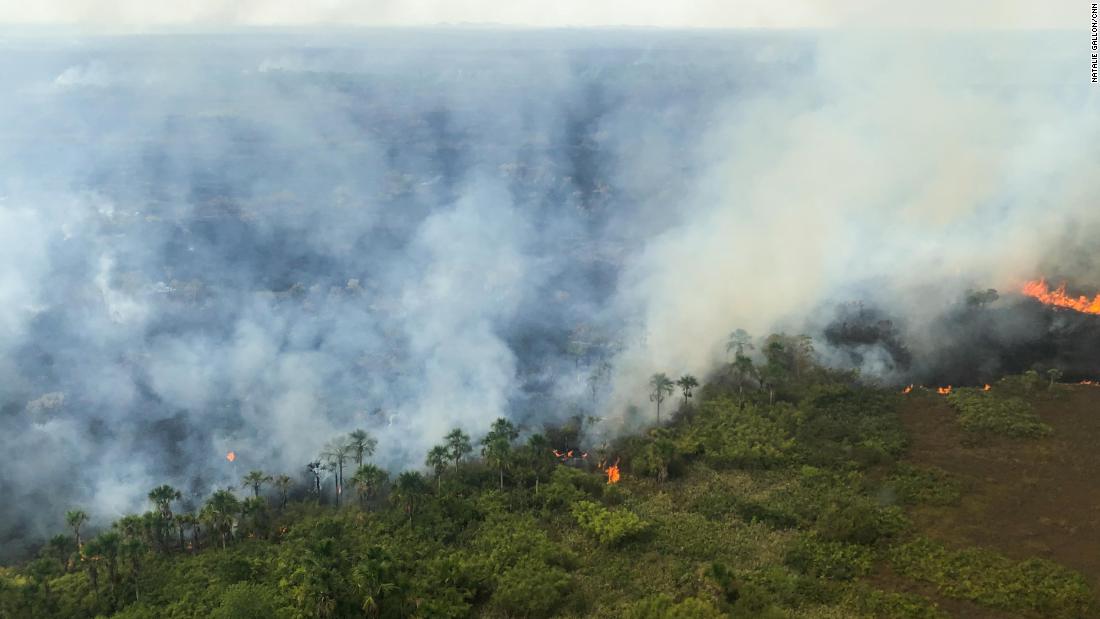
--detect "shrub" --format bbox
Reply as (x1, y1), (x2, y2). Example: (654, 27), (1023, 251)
(889, 537), (1095, 618)
(624, 594), (726, 619)
(491, 559), (572, 619)
(946, 388), (1052, 438)
(679, 399), (797, 469)
(784, 536), (873, 580)
(211, 583), (290, 619)
(884, 464), (962, 506)
(571, 500), (649, 546)
(815, 501), (907, 546)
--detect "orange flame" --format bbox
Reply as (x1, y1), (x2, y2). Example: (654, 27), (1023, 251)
(983, 384), (991, 391)
(1021, 279), (1100, 315)
(901, 385), (913, 394)
(606, 462), (620, 485)
(1081, 380), (1097, 386)
(226, 451), (236, 462)
(936, 386), (952, 395)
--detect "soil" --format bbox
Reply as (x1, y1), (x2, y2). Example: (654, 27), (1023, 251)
(886, 384), (1100, 617)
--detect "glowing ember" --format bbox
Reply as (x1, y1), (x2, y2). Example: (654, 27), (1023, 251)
(226, 451), (236, 462)
(936, 386), (952, 395)
(606, 458), (621, 485)
(1021, 278), (1100, 315)
(901, 385), (913, 394)
(983, 384), (991, 391)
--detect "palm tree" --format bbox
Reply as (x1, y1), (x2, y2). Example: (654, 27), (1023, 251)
(203, 489), (241, 549)
(649, 373), (675, 424)
(391, 471), (428, 525)
(120, 537), (145, 602)
(274, 474), (293, 508)
(351, 463), (389, 506)
(147, 484), (181, 519)
(524, 433), (556, 495)
(66, 509), (88, 552)
(81, 537), (102, 598)
(241, 470), (272, 498)
(444, 428), (472, 468)
(425, 445), (449, 491)
(731, 354), (757, 397)
(306, 460), (326, 502)
(726, 329), (754, 357)
(353, 546), (400, 618)
(676, 374), (699, 406)
(172, 514), (190, 551)
(1047, 367), (1063, 389)
(94, 531), (121, 593)
(348, 429), (378, 466)
(482, 436), (512, 490)
(321, 438), (354, 506)
(47, 534), (75, 573)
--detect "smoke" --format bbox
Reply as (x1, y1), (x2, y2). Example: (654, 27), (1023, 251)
(0, 28), (1096, 558)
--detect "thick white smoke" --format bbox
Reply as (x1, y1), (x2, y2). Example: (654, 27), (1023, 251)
(0, 27), (1096, 558)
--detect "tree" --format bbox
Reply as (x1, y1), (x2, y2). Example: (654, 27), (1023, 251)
(241, 470), (273, 498)
(82, 537), (103, 599)
(353, 546), (403, 617)
(391, 471), (428, 525)
(351, 464), (389, 506)
(46, 533), (75, 573)
(348, 429), (378, 467)
(481, 418), (519, 490)
(482, 436), (512, 490)
(726, 329), (754, 357)
(66, 509), (88, 552)
(444, 428), (473, 468)
(274, 474), (294, 508)
(94, 531), (121, 593)
(731, 354), (758, 398)
(425, 445), (449, 491)
(120, 537), (145, 602)
(321, 438), (354, 506)
(524, 433), (557, 495)
(676, 374), (699, 406)
(147, 484), (181, 520)
(203, 489), (242, 549)
(1047, 368), (1063, 389)
(648, 373), (675, 424)
(307, 461), (326, 503)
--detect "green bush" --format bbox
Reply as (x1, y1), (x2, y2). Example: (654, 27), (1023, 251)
(490, 559), (573, 619)
(211, 583), (290, 619)
(796, 385), (907, 469)
(884, 464), (962, 506)
(946, 388), (1052, 438)
(784, 536), (873, 580)
(841, 584), (947, 619)
(571, 500), (649, 546)
(815, 501), (907, 546)
(889, 537), (1095, 618)
(624, 594), (726, 619)
(678, 399), (797, 469)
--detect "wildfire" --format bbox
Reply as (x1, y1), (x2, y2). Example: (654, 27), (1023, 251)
(606, 459), (621, 485)
(226, 451), (236, 462)
(1081, 380), (1098, 386)
(901, 385), (913, 394)
(1021, 278), (1100, 315)
(983, 384), (991, 391)
(936, 386), (952, 395)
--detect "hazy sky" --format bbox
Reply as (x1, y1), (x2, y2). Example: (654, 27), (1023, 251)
(0, 0), (1078, 30)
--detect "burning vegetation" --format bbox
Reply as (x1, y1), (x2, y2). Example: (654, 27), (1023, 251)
(1021, 279), (1100, 315)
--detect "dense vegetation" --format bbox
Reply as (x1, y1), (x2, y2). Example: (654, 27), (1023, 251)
(1, 333), (1093, 618)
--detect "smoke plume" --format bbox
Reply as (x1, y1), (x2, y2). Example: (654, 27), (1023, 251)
(0, 27), (1096, 558)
